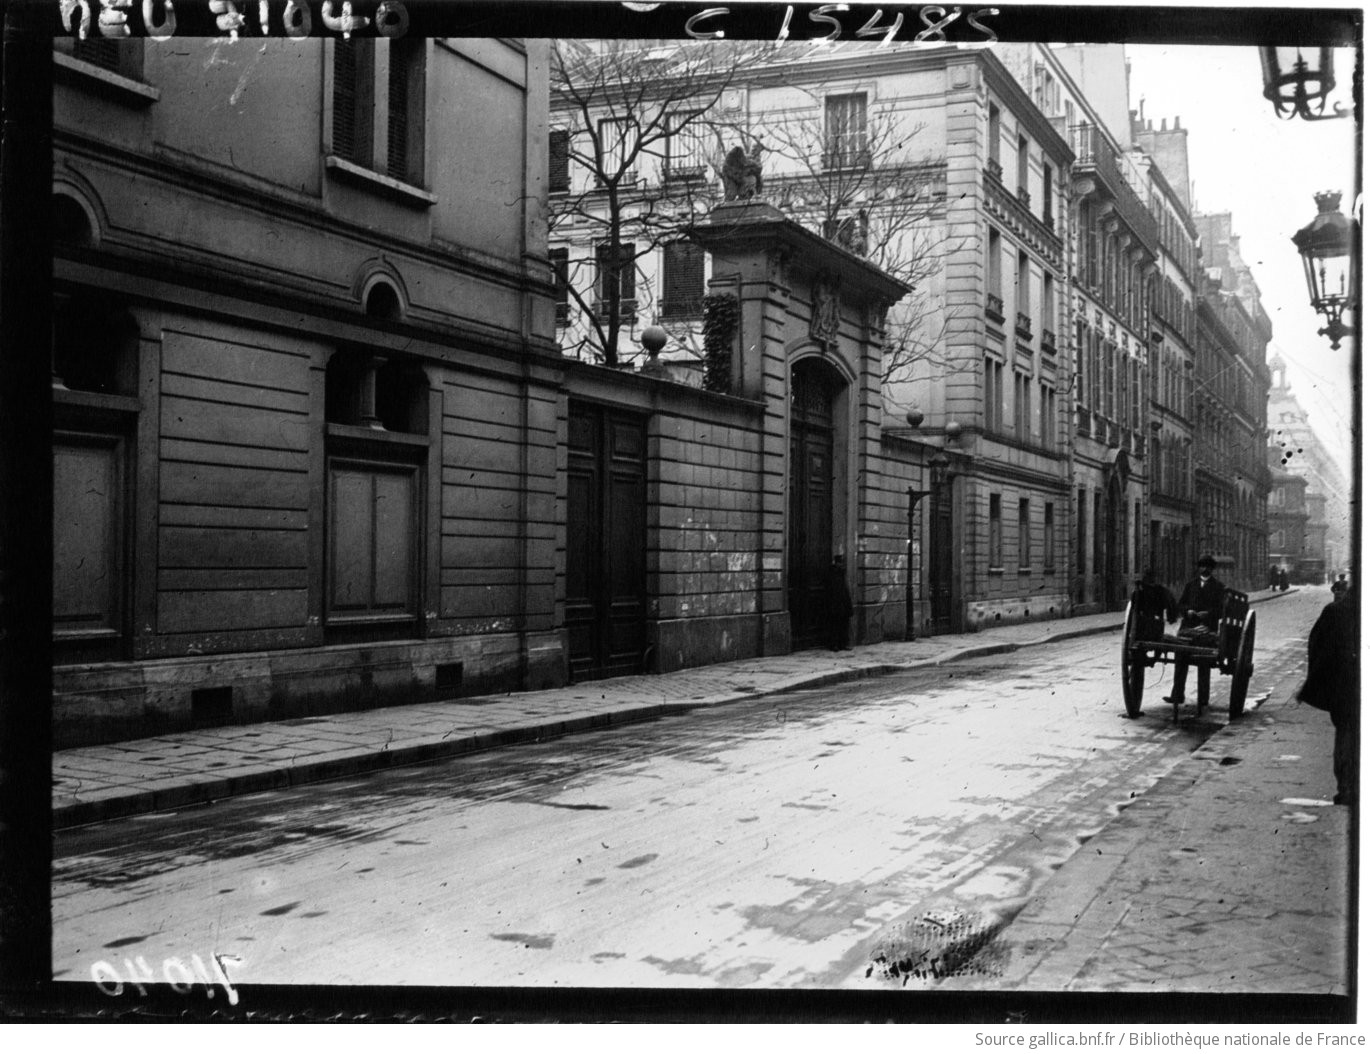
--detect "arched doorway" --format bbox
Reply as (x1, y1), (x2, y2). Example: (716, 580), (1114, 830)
(1103, 448), (1130, 611)
(788, 358), (845, 648)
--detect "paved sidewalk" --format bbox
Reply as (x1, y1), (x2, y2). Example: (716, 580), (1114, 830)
(52, 607), (1130, 830)
(945, 667), (1351, 996)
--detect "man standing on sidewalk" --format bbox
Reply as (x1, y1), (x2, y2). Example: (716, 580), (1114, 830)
(1164, 555), (1224, 706)
(1298, 584), (1359, 805)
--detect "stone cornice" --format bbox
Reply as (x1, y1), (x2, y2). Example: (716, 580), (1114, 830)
(688, 202), (911, 307)
(982, 170), (1064, 270)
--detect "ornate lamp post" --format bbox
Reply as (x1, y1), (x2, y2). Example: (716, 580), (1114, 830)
(1259, 46), (1350, 122)
(1292, 191), (1357, 350)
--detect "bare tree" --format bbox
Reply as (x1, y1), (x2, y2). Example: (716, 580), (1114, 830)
(760, 93), (960, 389)
(549, 39), (762, 367)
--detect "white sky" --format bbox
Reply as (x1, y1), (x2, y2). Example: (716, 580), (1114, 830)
(1123, 43), (1359, 474)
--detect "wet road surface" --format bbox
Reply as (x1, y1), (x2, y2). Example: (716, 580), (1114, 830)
(53, 598), (1313, 989)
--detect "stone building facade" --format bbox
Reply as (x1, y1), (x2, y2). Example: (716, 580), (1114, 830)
(51, 35), (566, 744)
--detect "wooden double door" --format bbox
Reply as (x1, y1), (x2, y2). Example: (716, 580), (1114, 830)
(566, 403), (647, 681)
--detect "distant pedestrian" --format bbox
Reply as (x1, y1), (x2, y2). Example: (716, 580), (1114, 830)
(1297, 585), (1359, 805)
(1332, 573), (1349, 602)
(826, 553), (853, 652)
(1164, 554), (1224, 706)
(1270, 564), (1280, 591)
(1279, 568), (1290, 592)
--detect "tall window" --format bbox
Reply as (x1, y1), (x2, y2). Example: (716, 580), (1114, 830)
(1044, 503), (1056, 572)
(665, 115), (709, 180)
(549, 248), (570, 324)
(1018, 498), (1031, 569)
(987, 227), (1002, 301)
(324, 353), (429, 639)
(1042, 272), (1055, 333)
(1016, 134), (1029, 196)
(1039, 383), (1056, 447)
(1014, 371), (1031, 441)
(660, 240), (705, 319)
(989, 494), (1003, 569)
(1077, 487), (1087, 577)
(987, 102), (1002, 172)
(597, 117), (635, 182)
(52, 300), (141, 662)
(1042, 162), (1054, 228)
(549, 129), (571, 193)
(595, 242), (637, 315)
(333, 39), (426, 185)
(1016, 251), (1030, 324)
(984, 357), (1003, 432)
(824, 92), (868, 169)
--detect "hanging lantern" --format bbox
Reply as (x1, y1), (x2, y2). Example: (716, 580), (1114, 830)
(1259, 46), (1348, 121)
(1291, 191), (1356, 349)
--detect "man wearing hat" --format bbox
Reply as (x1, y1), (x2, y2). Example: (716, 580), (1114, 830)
(1165, 554), (1225, 706)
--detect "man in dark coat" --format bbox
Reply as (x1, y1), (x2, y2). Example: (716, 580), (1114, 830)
(1298, 586), (1359, 804)
(826, 553), (853, 651)
(1164, 554), (1225, 705)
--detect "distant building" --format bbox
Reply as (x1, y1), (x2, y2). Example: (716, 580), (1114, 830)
(1266, 354), (1352, 581)
(1192, 213), (1273, 591)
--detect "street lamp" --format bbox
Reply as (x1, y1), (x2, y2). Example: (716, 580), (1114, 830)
(1292, 191), (1357, 350)
(1259, 46), (1350, 122)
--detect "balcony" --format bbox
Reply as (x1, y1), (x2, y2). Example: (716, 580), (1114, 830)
(1015, 312), (1033, 341)
(1017, 186), (1031, 209)
(664, 164), (708, 184)
(1041, 327), (1057, 354)
(985, 157), (1004, 182)
(1070, 123), (1158, 247)
(986, 292), (1005, 324)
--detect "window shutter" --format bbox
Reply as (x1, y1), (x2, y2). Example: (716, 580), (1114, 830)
(333, 40), (373, 167)
(387, 42), (409, 181)
(549, 130), (570, 192)
(662, 241), (704, 318)
(73, 38), (123, 72)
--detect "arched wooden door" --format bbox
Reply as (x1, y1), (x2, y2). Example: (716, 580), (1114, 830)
(787, 359), (840, 649)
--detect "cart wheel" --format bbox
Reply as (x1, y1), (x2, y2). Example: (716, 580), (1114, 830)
(1229, 611), (1256, 719)
(1121, 601), (1144, 718)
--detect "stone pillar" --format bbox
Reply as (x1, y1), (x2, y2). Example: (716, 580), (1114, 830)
(690, 203), (909, 652)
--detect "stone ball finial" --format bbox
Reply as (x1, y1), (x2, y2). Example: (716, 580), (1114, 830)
(945, 420), (963, 441)
(905, 408), (925, 429)
(641, 325), (668, 356)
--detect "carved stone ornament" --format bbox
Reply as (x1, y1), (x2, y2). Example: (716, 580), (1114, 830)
(810, 277), (841, 348)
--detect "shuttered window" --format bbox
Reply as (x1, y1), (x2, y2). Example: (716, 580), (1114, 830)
(660, 241), (704, 318)
(549, 129), (571, 193)
(596, 243), (636, 308)
(386, 39), (424, 184)
(68, 37), (144, 80)
(333, 39), (375, 168)
(332, 40), (423, 186)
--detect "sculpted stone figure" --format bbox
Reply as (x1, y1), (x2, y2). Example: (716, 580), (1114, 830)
(722, 144), (764, 201)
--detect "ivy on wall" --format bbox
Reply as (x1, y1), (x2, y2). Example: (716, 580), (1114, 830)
(702, 292), (738, 394)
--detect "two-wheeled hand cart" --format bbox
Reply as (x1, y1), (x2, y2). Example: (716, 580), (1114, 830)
(1120, 587), (1256, 722)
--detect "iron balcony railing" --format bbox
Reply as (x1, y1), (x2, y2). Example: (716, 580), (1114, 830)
(1070, 123), (1158, 247)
